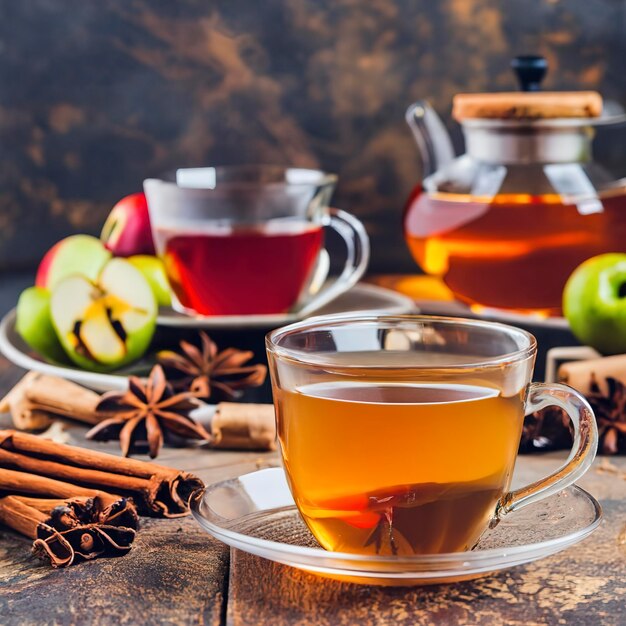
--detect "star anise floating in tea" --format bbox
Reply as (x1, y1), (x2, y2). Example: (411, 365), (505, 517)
(86, 364), (210, 458)
(157, 331), (267, 401)
(587, 374), (626, 455)
(364, 509), (399, 556)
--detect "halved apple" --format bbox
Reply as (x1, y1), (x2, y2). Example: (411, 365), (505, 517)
(50, 258), (157, 371)
(36, 234), (112, 290)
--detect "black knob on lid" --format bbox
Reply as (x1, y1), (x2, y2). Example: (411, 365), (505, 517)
(511, 55), (548, 92)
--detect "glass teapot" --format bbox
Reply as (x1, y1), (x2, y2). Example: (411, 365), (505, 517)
(403, 56), (626, 316)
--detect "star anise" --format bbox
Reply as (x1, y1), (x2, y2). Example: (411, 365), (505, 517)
(86, 364), (210, 458)
(34, 495), (139, 568)
(519, 406), (573, 453)
(157, 331), (267, 401)
(587, 374), (626, 455)
(520, 374), (626, 456)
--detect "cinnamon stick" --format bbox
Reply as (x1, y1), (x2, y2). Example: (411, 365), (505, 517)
(0, 372), (104, 431)
(0, 466), (99, 499)
(0, 494), (48, 538)
(0, 372), (53, 430)
(559, 354), (626, 395)
(211, 403), (276, 450)
(0, 430), (203, 517)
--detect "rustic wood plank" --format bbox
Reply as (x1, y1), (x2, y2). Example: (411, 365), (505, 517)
(227, 457), (626, 626)
(0, 516), (228, 626)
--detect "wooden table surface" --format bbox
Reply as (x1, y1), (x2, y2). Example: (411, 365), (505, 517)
(1, 355), (626, 626)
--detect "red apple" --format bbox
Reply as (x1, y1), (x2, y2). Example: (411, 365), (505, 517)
(35, 235), (112, 290)
(100, 192), (156, 257)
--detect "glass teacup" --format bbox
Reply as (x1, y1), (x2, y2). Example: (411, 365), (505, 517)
(266, 315), (597, 556)
(144, 166), (369, 317)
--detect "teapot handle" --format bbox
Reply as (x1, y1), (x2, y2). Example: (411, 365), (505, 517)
(405, 101), (455, 180)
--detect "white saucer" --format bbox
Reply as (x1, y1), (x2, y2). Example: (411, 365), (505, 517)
(156, 283), (415, 328)
(191, 467), (602, 586)
(0, 283), (416, 392)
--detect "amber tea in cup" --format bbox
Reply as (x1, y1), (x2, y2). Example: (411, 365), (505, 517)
(279, 380), (523, 555)
(267, 316), (597, 557)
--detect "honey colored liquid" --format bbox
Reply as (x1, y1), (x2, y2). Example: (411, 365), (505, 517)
(276, 381), (525, 556)
(157, 222), (323, 315)
(404, 188), (626, 315)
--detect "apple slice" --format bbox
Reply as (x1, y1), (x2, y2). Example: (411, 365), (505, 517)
(50, 258), (157, 371)
(79, 298), (128, 364)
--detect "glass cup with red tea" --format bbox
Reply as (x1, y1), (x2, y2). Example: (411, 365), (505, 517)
(144, 166), (369, 317)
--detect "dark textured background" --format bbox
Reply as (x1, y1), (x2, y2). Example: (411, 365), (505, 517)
(0, 0), (625, 275)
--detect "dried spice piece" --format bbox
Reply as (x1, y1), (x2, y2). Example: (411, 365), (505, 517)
(34, 494), (138, 567)
(364, 509), (401, 556)
(210, 402), (276, 451)
(0, 430), (203, 567)
(0, 371), (104, 431)
(587, 375), (626, 455)
(0, 430), (204, 517)
(519, 373), (626, 455)
(157, 331), (267, 401)
(0, 493), (138, 568)
(519, 406), (573, 453)
(86, 364), (210, 458)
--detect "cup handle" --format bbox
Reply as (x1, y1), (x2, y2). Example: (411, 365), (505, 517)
(493, 382), (598, 526)
(297, 208), (370, 316)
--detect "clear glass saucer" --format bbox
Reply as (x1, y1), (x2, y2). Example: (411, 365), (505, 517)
(191, 468), (602, 586)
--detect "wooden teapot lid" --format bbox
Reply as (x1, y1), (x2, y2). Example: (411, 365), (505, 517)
(453, 91), (603, 121)
(452, 56), (602, 121)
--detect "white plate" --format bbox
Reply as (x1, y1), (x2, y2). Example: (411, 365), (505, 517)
(191, 467), (602, 586)
(0, 283), (416, 392)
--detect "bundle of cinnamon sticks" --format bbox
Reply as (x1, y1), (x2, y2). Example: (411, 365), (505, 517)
(0, 369), (276, 567)
(0, 430), (203, 568)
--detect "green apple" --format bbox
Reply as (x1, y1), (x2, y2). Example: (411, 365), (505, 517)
(50, 258), (157, 371)
(128, 255), (172, 307)
(16, 286), (68, 363)
(563, 253), (626, 355)
(36, 235), (112, 290)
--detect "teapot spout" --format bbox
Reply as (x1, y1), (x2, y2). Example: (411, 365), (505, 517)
(406, 101), (455, 179)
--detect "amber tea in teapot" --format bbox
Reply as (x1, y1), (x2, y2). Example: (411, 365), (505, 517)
(403, 56), (626, 315)
(405, 185), (626, 315)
